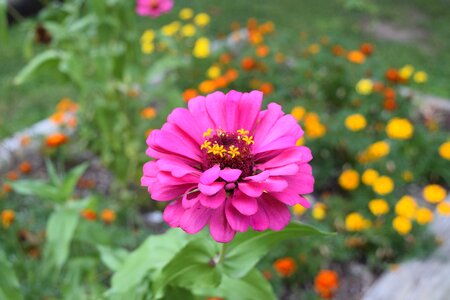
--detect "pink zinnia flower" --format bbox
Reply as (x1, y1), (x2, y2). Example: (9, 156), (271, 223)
(141, 91), (314, 242)
(136, 0), (174, 18)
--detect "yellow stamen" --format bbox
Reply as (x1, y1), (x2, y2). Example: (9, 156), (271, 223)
(237, 128), (249, 135)
(212, 144), (226, 157)
(200, 140), (211, 150)
(228, 146), (240, 158)
(242, 135), (254, 145)
(203, 128), (213, 138)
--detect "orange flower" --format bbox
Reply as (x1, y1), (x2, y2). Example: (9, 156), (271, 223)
(182, 89), (198, 102)
(45, 133), (68, 147)
(346, 50), (365, 64)
(360, 43), (374, 56)
(213, 76), (228, 89)
(385, 68), (399, 83)
(2, 183), (12, 194)
(259, 82), (274, 95)
(248, 31), (263, 44)
(241, 57), (256, 71)
(247, 18), (258, 30)
(50, 111), (65, 124)
(224, 69), (239, 82)
(198, 80), (216, 94)
(1, 209), (15, 228)
(101, 209), (116, 224)
(66, 117), (78, 128)
(81, 209), (96, 221)
(273, 257), (297, 277)
(57, 97), (79, 112)
(77, 178), (96, 189)
(20, 135), (31, 146)
(373, 82), (385, 93)
(19, 161), (32, 174)
(315, 270), (339, 299)
(219, 53), (232, 64)
(259, 21), (275, 34)
(140, 107), (157, 119)
(383, 87), (396, 99)
(256, 45), (270, 57)
(6, 171), (19, 181)
(383, 98), (397, 111)
(331, 45), (345, 56)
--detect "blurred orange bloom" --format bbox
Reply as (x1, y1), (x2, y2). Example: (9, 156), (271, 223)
(346, 50), (365, 64)
(315, 270), (339, 299)
(81, 209), (97, 221)
(6, 171), (19, 181)
(259, 82), (274, 95)
(19, 161), (32, 174)
(50, 111), (65, 124)
(140, 107), (157, 119)
(182, 89), (198, 102)
(273, 257), (297, 277)
(256, 45), (270, 57)
(259, 21), (275, 34)
(57, 98), (79, 112)
(219, 53), (232, 64)
(20, 135), (31, 147)
(198, 80), (216, 94)
(1, 209), (15, 228)
(224, 69), (239, 81)
(101, 209), (116, 224)
(360, 43), (374, 56)
(331, 45), (345, 56)
(241, 57), (256, 71)
(2, 183), (12, 194)
(385, 68), (399, 83)
(46, 133), (68, 148)
(383, 98), (397, 111)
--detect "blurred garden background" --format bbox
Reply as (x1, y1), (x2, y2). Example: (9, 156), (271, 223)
(0, 0), (449, 299)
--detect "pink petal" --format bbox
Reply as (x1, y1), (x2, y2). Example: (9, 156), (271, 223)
(254, 103), (283, 146)
(200, 165), (220, 184)
(182, 187), (200, 209)
(150, 183), (193, 201)
(263, 177), (288, 192)
(179, 203), (211, 234)
(205, 91), (227, 130)
(231, 190), (258, 216)
(254, 136), (297, 154)
(262, 146), (313, 168)
(187, 96), (216, 133)
(220, 168), (242, 182)
(249, 204), (269, 231)
(238, 182), (264, 197)
(268, 164), (299, 176)
(244, 170), (270, 182)
(225, 202), (250, 232)
(210, 205), (236, 243)
(167, 108), (204, 144)
(199, 189), (226, 209)
(271, 191), (311, 208)
(224, 91), (242, 131)
(156, 159), (200, 178)
(259, 194), (291, 230)
(163, 200), (184, 227)
(198, 182), (225, 196)
(238, 90), (263, 132)
(285, 170), (315, 194)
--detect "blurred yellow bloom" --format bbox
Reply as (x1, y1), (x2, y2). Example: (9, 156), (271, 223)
(194, 13), (210, 27)
(437, 202), (450, 216)
(413, 71), (428, 83)
(362, 169), (379, 186)
(395, 195), (417, 219)
(369, 199), (389, 216)
(415, 207), (434, 225)
(355, 78), (373, 95)
(293, 204), (307, 216)
(393, 216), (412, 235)
(312, 203), (326, 220)
(399, 64), (414, 80)
(291, 106), (306, 121)
(296, 137), (304, 146)
(386, 118), (414, 140)
(179, 8), (194, 20)
(367, 141), (390, 160)
(193, 37), (210, 58)
(345, 213), (371, 231)
(345, 114), (367, 131)
(1, 209), (15, 228)
(402, 171), (414, 182)
(304, 113), (327, 139)
(308, 43), (321, 54)
(207, 65), (221, 79)
(372, 176), (394, 195)
(338, 169), (359, 191)
(181, 24), (196, 37)
(141, 42), (155, 54)
(439, 141), (450, 160)
(141, 30), (155, 42)
(162, 22), (181, 36)
(423, 184), (447, 204)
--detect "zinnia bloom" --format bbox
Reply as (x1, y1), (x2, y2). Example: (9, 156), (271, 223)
(136, 0), (174, 18)
(141, 91), (314, 242)
(273, 257), (297, 277)
(315, 270), (339, 299)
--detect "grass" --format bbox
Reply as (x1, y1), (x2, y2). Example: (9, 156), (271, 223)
(1, 0), (449, 138)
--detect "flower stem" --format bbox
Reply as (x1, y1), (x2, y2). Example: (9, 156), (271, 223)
(217, 243), (227, 265)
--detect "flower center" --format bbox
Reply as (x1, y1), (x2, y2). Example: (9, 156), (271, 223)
(150, 0), (160, 9)
(200, 128), (255, 178)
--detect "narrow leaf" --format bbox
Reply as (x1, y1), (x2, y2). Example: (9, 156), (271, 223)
(14, 50), (64, 85)
(0, 248), (22, 300)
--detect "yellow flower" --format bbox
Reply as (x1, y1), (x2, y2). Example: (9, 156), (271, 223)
(345, 114), (367, 131)
(437, 202), (450, 216)
(399, 64), (414, 80)
(423, 184), (447, 204)
(194, 13), (210, 27)
(207, 65), (221, 79)
(293, 204), (307, 216)
(179, 8), (194, 20)
(372, 176), (394, 195)
(181, 24), (196, 37)
(415, 207), (434, 225)
(362, 169), (379, 186)
(141, 30), (155, 42)
(402, 171), (414, 182)
(355, 78), (373, 95)
(193, 37), (210, 58)
(367, 141), (390, 159)
(312, 203), (326, 220)
(393, 216), (412, 235)
(141, 42), (155, 54)
(338, 169), (359, 191)
(369, 199), (389, 216)
(291, 106), (306, 121)
(345, 212), (371, 231)
(386, 118), (414, 140)
(1, 209), (15, 228)
(439, 141), (450, 160)
(162, 22), (181, 36)
(395, 195), (417, 219)
(308, 43), (321, 54)
(305, 122), (326, 139)
(413, 71), (428, 83)
(296, 137), (304, 146)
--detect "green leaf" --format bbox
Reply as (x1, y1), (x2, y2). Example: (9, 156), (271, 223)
(0, 248), (22, 300)
(106, 229), (189, 297)
(14, 50), (65, 85)
(97, 246), (129, 272)
(153, 237), (221, 298)
(44, 200), (89, 271)
(11, 180), (62, 203)
(45, 159), (62, 186)
(60, 163), (88, 199)
(0, 0), (7, 42)
(223, 221), (331, 278)
(201, 269), (276, 300)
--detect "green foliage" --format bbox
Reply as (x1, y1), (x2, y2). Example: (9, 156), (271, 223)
(0, 248), (22, 300)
